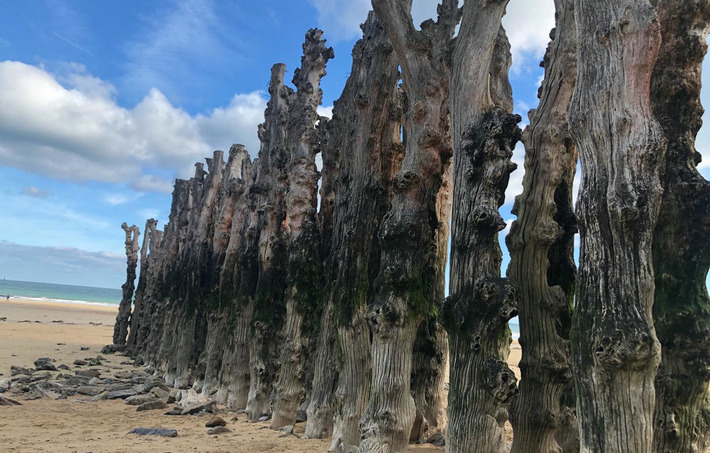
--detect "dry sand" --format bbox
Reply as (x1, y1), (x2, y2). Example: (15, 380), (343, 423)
(0, 298), (520, 452)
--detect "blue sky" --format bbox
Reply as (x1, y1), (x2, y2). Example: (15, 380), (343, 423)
(0, 0), (708, 289)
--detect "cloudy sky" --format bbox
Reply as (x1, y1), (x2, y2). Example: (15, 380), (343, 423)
(0, 0), (708, 288)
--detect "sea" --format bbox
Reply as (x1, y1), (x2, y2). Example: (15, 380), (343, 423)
(0, 279), (121, 307)
(0, 278), (520, 338)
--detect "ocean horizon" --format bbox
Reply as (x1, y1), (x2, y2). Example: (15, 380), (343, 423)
(0, 278), (521, 338)
(0, 278), (122, 307)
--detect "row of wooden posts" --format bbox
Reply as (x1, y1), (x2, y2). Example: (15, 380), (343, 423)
(113, 1), (710, 452)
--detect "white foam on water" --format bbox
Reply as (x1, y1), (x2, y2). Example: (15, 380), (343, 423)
(9, 296), (119, 309)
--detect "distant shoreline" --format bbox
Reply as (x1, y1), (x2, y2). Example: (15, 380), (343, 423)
(0, 279), (121, 307)
(0, 295), (118, 314)
(0, 277), (119, 291)
(4, 295), (120, 309)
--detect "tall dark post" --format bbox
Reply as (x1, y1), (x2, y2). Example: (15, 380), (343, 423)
(569, 1), (665, 451)
(113, 222), (140, 345)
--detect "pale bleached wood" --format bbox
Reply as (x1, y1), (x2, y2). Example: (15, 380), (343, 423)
(506, 0), (579, 451)
(569, 1), (665, 451)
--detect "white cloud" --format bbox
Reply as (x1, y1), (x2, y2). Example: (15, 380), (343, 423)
(22, 186), (51, 198)
(99, 251), (125, 260)
(573, 162), (581, 207)
(516, 100), (530, 114)
(103, 193), (131, 206)
(503, 0), (556, 71)
(0, 61), (266, 192)
(130, 88), (207, 167)
(54, 62), (116, 100)
(411, 1), (444, 28)
(505, 142), (526, 206)
(102, 190), (148, 206)
(132, 175), (175, 194)
(195, 92), (267, 156)
(308, 0), (555, 68)
(502, 218), (514, 236)
(307, 0), (371, 43)
(317, 105), (334, 119)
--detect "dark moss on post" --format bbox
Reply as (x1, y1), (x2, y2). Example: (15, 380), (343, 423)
(650, 2), (710, 450)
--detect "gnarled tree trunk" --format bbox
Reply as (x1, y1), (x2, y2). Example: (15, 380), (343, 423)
(114, 222), (140, 345)
(303, 118), (338, 439)
(246, 63), (292, 422)
(201, 146), (251, 397)
(410, 319), (449, 442)
(212, 146), (253, 407)
(445, 9), (520, 450)
(303, 297), (338, 438)
(307, 12), (404, 450)
(227, 177), (260, 409)
(410, 155), (452, 442)
(506, 1), (579, 452)
(168, 153), (224, 389)
(650, 1), (710, 451)
(126, 217), (160, 355)
(359, 1), (457, 451)
(271, 29), (333, 429)
(569, 1), (665, 451)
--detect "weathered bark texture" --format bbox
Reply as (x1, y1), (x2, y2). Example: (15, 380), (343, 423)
(649, 1), (710, 451)
(125, 31), (335, 422)
(111, 4), (710, 452)
(123, 143), (254, 401)
(118, 132), (252, 405)
(200, 146), (252, 401)
(410, 319), (449, 442)
(444, 2), (520, 448)
(126, 217), (161, 355)
(164, 154), (223, 389)
(216, 147), (254, 408)
(506, 1), (579, 452)
(271, 29), (333, 429)
(302, 60), (343, 438)
(302, 68), (339, 440)
(359, 1), (456, 451)
(246, 63), (291, 421)
(411, 157), (453, 442)
(227, 152), (262, 410)
(140, 218), (165, 366)
(569, 1), (665, 451)
(114, 222), (140, 345)
(303, 297), (337, 439)
(316, 13), (404, 450)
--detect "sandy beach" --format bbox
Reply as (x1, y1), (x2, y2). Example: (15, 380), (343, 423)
(0, 298), (520, 452)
